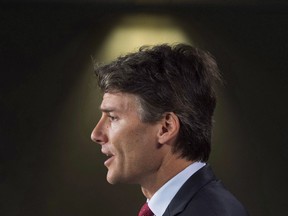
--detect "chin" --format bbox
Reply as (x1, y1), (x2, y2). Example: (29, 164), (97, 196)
(106, 175), (117, 184)
(106, 172), (122, 185)
(106, 173), (134, 185)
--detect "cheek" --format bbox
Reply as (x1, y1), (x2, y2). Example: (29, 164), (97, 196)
(126, 128), (158, 158)
(107, 122), (125, 143)
(113, 130), (143, 163)
(110, 122), (159, 159)
(109, 124), (134, 155)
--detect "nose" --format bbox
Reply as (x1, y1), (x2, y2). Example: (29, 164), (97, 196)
(91, 116), (108, 145)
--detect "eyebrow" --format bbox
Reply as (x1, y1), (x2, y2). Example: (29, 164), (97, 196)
(99, 106), (117, 113)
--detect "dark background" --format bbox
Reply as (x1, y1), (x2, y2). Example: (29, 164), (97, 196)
(1, 1), (288, 215)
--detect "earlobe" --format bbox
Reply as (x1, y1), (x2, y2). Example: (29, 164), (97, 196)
(158, 112), (180, 145)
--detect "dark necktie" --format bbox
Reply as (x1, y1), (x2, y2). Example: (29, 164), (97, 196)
(138, 202), (154, 216)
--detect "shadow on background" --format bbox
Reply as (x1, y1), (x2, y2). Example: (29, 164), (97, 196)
(1, 1), (288, 216)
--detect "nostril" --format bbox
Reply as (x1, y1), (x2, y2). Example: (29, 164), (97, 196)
(91, 127), (107, 145)
(95, 138), (102, 143)
(90, 130), (99, 143)
(91, 117), (108, 144)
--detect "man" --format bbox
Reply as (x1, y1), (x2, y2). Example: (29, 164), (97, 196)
(91, 44), (249, 216)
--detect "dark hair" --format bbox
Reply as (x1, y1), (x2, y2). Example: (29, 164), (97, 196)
(94, 43), (221, 162)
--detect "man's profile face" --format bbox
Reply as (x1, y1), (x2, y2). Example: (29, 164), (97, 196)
(91, 92), (163, 185)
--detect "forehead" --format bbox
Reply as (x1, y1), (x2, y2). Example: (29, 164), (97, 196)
(101, 92), (140, 112)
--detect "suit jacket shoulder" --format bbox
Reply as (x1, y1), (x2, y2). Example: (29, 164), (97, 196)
(163, 165), (249, 216)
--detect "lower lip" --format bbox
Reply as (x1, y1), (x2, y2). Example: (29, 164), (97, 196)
(104, 156), (115, 167)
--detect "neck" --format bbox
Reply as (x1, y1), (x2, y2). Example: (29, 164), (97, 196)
(140, 154), (193, 199)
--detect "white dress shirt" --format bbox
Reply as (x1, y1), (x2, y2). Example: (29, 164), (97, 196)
(148, 161), (206, 216)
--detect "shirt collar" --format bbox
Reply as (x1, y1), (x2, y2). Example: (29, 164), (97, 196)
(148, 161), (206, 216)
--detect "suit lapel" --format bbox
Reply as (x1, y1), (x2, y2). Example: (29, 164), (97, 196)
(162, 165), (217, 216)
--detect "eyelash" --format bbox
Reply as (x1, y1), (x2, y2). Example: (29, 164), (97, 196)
(107, 114), (118, 121)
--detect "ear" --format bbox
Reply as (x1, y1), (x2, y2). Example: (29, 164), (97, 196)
(157, 112), (180, 145)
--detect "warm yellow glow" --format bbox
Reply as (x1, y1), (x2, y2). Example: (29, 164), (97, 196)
(95, 14), (192, 62)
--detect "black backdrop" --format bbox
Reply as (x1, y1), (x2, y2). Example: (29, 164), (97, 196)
(1, 2), (288, 216)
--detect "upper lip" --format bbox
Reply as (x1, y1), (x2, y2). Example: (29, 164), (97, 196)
(101, 148), (114, 157)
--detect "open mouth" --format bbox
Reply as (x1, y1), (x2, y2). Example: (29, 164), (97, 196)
(101, 150), (115, 167)
(104, 154), (115, 167)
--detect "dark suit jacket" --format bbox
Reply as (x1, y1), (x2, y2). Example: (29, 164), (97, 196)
(162, 165), (249, 216)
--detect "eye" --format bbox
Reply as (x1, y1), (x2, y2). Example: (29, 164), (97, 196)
(107, 114), (118, 121)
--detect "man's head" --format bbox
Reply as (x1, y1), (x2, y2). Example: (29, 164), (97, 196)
(94, 43), (221, 163)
